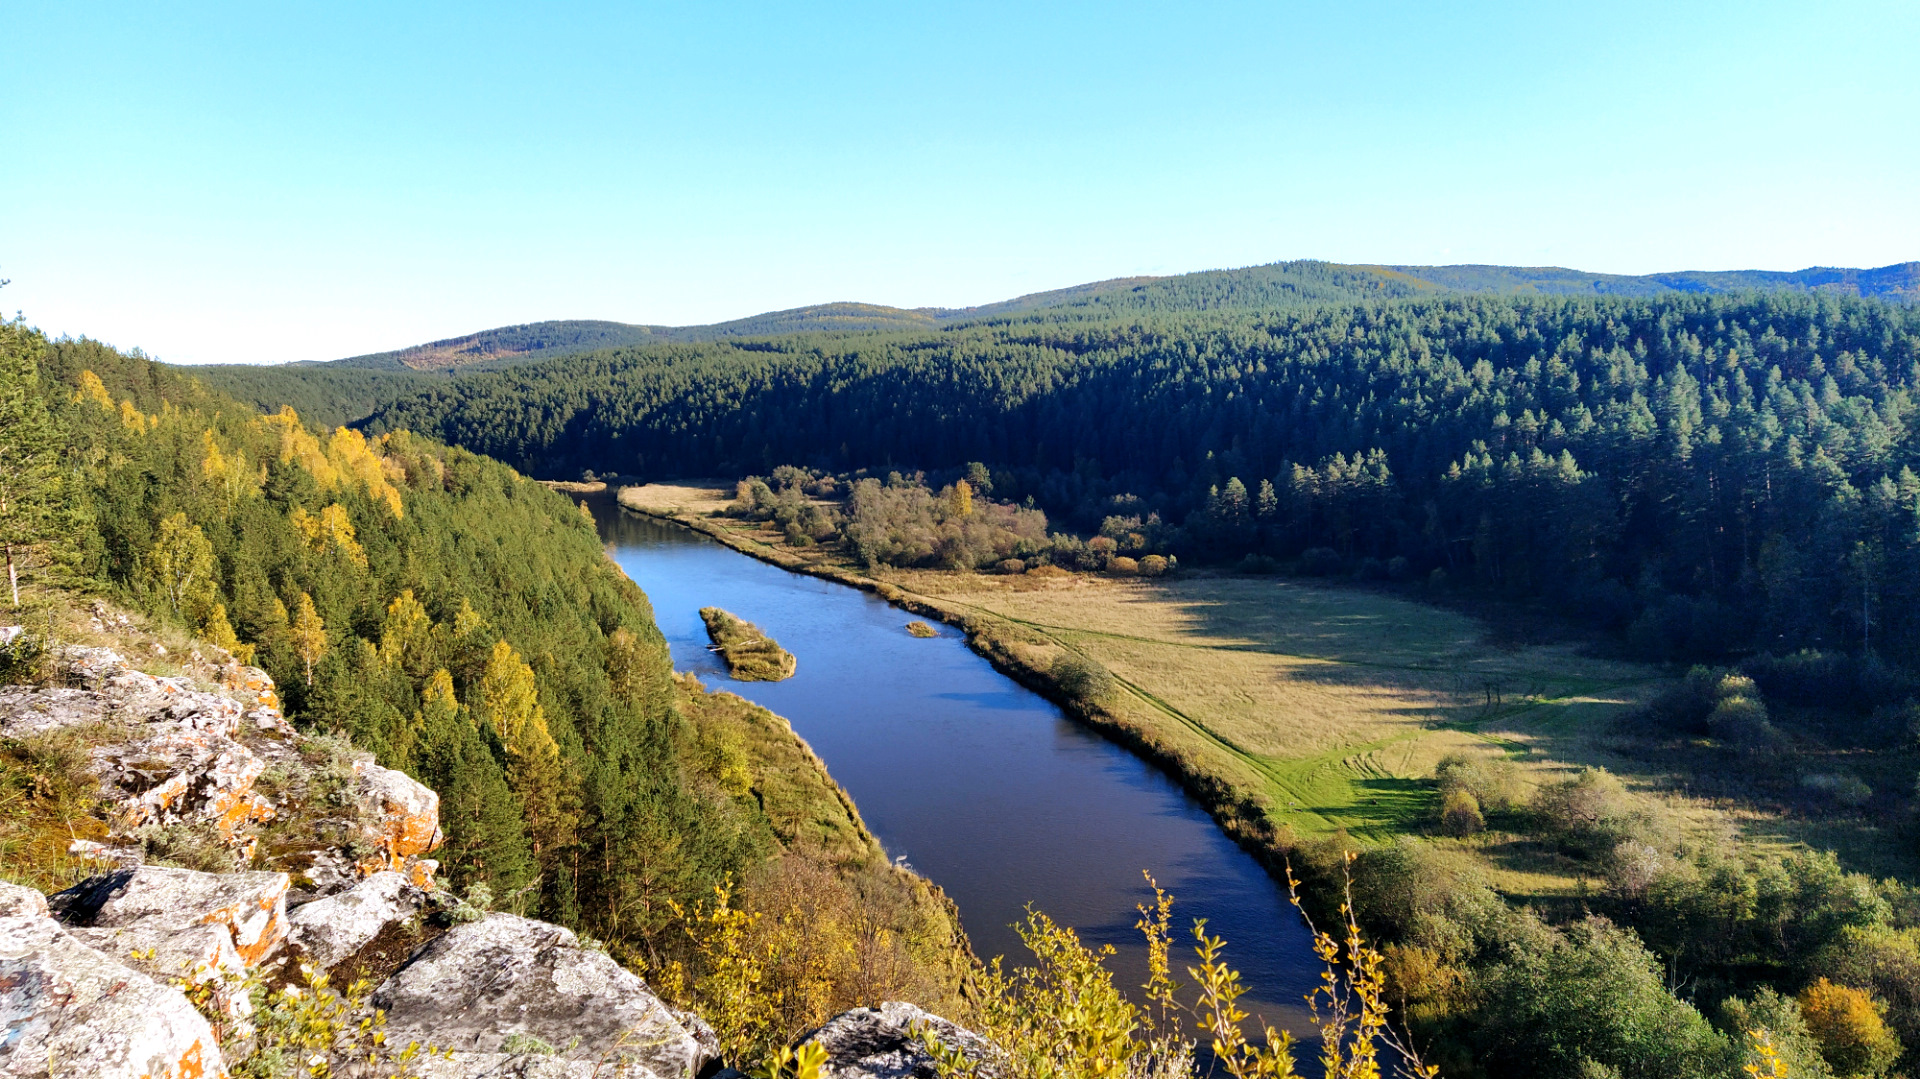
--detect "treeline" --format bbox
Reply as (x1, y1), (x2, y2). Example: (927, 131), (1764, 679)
(363, 291), (1920, 664)
(4, 324), (772, 968)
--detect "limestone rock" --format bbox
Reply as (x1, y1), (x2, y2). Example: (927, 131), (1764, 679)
(798, 1002), (998, 1079)
(286, 870), (427, 973)
(374, 913), (704, 1079)
(0, 882), (48, 919)
(0, 914), (225, 1079)
(93, 727), (273, 842)
(52, 865), (290, 967)
(353, 760), (443, 871)
(0, 687), (111, 739)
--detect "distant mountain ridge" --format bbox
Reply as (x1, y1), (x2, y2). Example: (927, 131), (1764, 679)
(311, 259), (1920, 373)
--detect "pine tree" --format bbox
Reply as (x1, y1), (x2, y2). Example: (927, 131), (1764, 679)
(0, 321), (66, 608)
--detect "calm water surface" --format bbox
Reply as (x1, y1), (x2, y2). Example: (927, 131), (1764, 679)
(596, 503), (1317, 1032)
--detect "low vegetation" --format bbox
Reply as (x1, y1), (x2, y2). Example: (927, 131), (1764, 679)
(701, 607), (797, 681)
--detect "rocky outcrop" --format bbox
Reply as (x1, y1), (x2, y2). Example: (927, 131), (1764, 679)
(374, 913), (706, 1079)
(353, 759), (443, 876)
(52, 866), (290, 967)
(0, 882), (48, 919)
(0, 641), (438, 889)
(286, 870), (428, 972)
(0, 913), (225, 1079)
(798, 1002), (999, 1079)
(3, 615), (996, 1079)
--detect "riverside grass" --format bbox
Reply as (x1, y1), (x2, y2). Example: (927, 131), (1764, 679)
(615, 483), (1916, 897)
(701, 606), (797, 682)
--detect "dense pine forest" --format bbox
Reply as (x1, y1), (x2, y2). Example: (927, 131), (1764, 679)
(356, 291), (1920, 666)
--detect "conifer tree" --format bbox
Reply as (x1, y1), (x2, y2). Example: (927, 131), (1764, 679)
(0, 320), (66, 608)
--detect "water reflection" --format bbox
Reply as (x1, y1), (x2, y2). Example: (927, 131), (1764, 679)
(593, 500), (1317, 1034)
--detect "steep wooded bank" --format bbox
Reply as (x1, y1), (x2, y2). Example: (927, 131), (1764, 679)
(0, 318), (968, 1057)
(366, 292), (1920, 666)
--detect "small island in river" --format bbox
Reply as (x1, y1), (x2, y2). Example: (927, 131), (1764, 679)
(700, 606), (798, 681)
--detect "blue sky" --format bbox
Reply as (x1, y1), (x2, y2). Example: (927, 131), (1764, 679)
(3, 1), (1916, 365)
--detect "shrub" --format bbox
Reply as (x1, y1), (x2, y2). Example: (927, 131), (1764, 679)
(1435, 752), (1521, 814)
(1804, 772), (1874, 807)
(1707, 694), (1775, 745)
(1719, 989), (1837, 1079)
(1606, 840), (1665, 899)
(1799, 978), (1901, 1079)
(1439, 790), (1485, 836)
(1050, 653), (1116, 705)
(1533, 768), (1674, 862)
(1470, 916), (1732, 1079)
(996, 558), (1026, 575)
(0, 625), (49, 686)
(1107, 556), (1139, 577)
(1814, 925), (1920, 1065)
(1349, 839), (1511, 962)
(1137, 555), (1169, 577)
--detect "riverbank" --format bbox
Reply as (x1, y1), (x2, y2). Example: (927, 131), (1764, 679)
(614, 483), (1911, 909)
(675, 674), (973, 1008)
(612, 484), (1324, 890)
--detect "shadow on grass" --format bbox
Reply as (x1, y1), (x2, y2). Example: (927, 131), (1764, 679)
(1306, 777), (1435, 841)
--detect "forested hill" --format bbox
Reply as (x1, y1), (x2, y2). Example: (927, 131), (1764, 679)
(365, 291), (1920, 666)
(323, 304), (953, 372)
(1, 320), (794, 965)
(1377, 261), (1920, 300)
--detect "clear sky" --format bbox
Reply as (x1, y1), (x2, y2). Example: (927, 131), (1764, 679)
(4, 1), (1916, 366)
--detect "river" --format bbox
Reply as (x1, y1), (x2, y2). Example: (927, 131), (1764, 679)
(595, 502), (1318, 1034)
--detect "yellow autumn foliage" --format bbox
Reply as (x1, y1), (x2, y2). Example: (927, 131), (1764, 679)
(72, 370), (114, 410)
(291, 503), (367, 568)
(200, 430), (260, 505)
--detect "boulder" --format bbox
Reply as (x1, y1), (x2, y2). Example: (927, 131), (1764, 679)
(94, 729), (272, 842)
(52, 865), (289, 966)
(0, 687), (112, 739)
(0, 914), (225, 1079)
(353, 760), (443, 870)
(797, 1002), (998, 1079)
(0, 881), (48, 919)
(373, 913), (705, 1079)
(286, 870), (427, 972)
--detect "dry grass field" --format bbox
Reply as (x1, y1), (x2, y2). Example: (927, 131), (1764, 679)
(618, 481), (738, 516)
